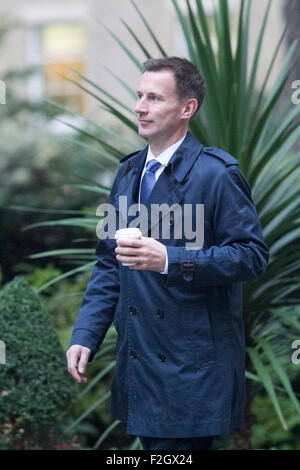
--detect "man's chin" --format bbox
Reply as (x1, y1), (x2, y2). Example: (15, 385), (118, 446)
(138, 127), (152, 138)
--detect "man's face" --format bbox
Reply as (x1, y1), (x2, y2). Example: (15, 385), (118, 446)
(135, 70), (185, 142)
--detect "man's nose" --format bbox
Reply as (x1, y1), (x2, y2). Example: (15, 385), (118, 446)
(135, 98), (148, 115)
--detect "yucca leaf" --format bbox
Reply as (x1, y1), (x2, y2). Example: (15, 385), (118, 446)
(258, 338), (300, 415)
(271, 228), (300, 255)
(97, 19), (144, 71)
(55, 118), (124, 159)
(93, 420), (121, 449)
(69, 69), (136, 116)
(247, 347), (288, 430)
(59, 136), (119, 171)
(245, 370), (261, 382)
(218, 0), (234, 91)
(30, 249), (94, 259)
(45, 97), (137, 155)
(65, 78), (139, 133)
(272, 310), (300, 333)
(130, 0), (168, 56)
(129, 437), (142, 450)
(65, 390), (111, 433)
(94, 343), (117, 360)
(249, 112), (300, 181)
(185, 0), (226, 144)
(246, 25), (288, 147)
(78, 361), (116, 399)
(95, 61), (138, 100)
(171, 0), (197, 65)
(24, 218), (99, 231)
(36, 262), (95, 293)
(195, 0), (218, 67)
(263, 199), (299, 239)
(71, 184), (110, 195)
(121, 19), (152, 59)
(235, 0), (248, 104)
(6, 205), (86, 215)
(242, 0), (272, 133)
(246, 41), (298, 164)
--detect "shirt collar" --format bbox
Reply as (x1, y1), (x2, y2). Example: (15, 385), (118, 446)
(146, 133), (187, 167)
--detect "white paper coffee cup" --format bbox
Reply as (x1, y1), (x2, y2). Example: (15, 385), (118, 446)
(114, 228), (142, 266)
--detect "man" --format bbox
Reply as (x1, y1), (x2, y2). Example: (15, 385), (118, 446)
(67, 57), (269, 450)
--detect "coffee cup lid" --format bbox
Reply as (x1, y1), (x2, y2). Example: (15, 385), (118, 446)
(115, 228), (142, 238)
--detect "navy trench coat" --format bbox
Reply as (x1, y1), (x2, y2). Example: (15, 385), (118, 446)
(69, 132), (269, 438)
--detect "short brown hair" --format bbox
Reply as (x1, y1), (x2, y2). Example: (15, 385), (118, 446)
(143, 56), (206, 116)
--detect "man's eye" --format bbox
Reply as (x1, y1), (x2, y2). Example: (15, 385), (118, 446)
(150, 96), (159, 101)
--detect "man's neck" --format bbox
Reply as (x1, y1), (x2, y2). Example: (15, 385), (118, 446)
(149, 130), (187, 157)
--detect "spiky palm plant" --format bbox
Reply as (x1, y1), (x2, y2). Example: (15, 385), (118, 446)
(29, 0), (300, 449)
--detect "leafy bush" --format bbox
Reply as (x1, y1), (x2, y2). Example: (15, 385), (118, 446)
(0, 277), (76, 449)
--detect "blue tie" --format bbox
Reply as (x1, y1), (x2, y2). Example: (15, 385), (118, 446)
(139, 159), (162, 205)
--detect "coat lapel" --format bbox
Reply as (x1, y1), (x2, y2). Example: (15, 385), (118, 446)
(113, 132), (204, 234)
(144, 132), (204, 235)
(113, 146), (147, 228)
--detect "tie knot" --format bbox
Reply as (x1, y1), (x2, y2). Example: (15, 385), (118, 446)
(146, 159), (162, 174)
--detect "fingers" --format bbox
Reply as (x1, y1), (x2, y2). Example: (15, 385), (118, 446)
(67, 345), (90, 383)
(67, 351), (82, 383)
(115, 237), (164, 271)
(115, 243), (141, 263)
(78, 349), (90, 375)
(117, 256), (140, 265)
(115, 246), (138, 256)
(116, 238), (143, 248)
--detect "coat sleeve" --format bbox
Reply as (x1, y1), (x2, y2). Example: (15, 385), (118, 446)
(165, 165), (269, 287)
(68, 169), (123, 362)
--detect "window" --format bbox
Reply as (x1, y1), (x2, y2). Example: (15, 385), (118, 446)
(41, 23), (86, 112)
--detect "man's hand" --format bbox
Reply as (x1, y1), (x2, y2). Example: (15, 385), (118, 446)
(66, 344), (91, 383)
(115, 236), (166, 272)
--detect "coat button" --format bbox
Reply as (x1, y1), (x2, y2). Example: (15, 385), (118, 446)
(157, 353), (166, 362)
(129, 306), (137, 315)
(130, 350), (137, 359)
(157, 309), (164, 319)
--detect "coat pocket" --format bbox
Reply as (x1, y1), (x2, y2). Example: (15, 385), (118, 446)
(185, 302), (216, 370)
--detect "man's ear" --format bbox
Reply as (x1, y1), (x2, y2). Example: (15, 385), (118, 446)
(181, 98), (198, 120)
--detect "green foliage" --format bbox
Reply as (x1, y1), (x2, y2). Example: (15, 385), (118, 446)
(13, 262), (91, 342)
(13, 262), (62, 291)
(0, 277), (76, 449)
(251, 394), (300, 449)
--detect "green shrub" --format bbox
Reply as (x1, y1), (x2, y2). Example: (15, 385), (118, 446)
(0, 276), (76, 449)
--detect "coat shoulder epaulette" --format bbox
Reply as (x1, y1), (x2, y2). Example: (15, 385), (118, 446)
(203, 146), (238, 167)
(119, 150), (141, 164)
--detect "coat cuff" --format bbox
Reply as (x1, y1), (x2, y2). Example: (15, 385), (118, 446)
(165, 246), (196, 286)
(68, 328), (101, 362)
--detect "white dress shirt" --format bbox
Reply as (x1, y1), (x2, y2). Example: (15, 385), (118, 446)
(138, 133), (187, 274)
